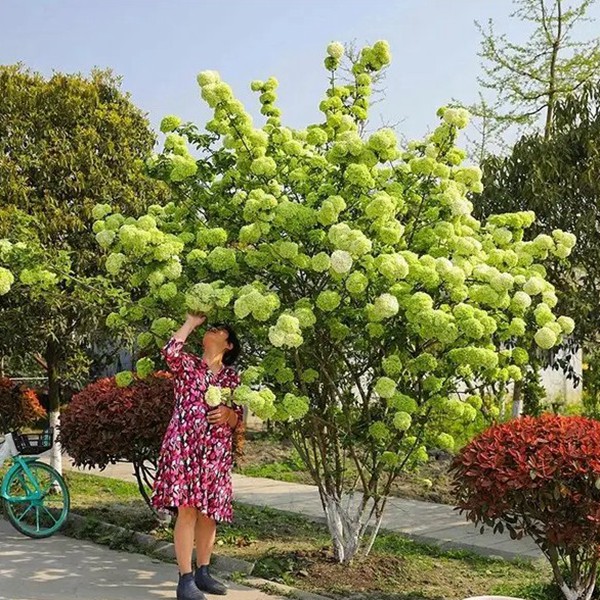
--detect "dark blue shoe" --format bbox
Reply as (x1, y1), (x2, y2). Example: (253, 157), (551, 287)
(195, 565), (227, 596)
(177, 572), (206, 600)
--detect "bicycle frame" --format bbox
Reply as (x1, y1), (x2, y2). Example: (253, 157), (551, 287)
(0, 433), (45, 504)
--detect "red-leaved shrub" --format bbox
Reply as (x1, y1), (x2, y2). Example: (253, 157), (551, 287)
(60, 371), (245, 511)
(60, 372), (175, 508)
(451, 415), (600, 600)
(0, 377), (47, 433)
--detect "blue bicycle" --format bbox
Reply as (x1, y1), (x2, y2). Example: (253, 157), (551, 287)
(0, 427), (70, 538)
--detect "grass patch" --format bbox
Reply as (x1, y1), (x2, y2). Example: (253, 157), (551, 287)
(57, 469), (557, 600)
(61, 470), (160, 535)
(237, 460), (308, 484)
(235, 434), (314, 485)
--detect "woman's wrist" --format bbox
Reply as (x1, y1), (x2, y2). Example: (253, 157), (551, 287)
(172, 321), (195, 342)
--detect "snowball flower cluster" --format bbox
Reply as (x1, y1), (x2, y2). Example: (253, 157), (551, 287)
(0, 267), (15, 295)
(234, 385), (277, 421)
(205, 385), (222, 407)
(316, 290), (341, 312)
(234, 288), (280, 321)
(393, 411), (412, 431)
(377, 254), (409, 280)
(328, 224), (372, 257)
(371, 293), (399, 321)
(160, 115), (182, 133)
(268, 314), (303, 348)
(282, 393), (310, 420)
(135, 357), (155, 379)
(345, 271), (369, 295)
(330, 250), (353, 274)
(186, 283), (234, 314)
(374, 377), (397, 399)
(115, 371), (134, 387)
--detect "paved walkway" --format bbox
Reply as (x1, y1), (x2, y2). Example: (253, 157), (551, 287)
(0, 520), (283, 600)
(63, 459), (541, 561)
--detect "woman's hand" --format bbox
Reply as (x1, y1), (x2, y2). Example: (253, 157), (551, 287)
(207, 406), (238, 427)
(171, 313), (206, 344)
(185, 313), (207, 330)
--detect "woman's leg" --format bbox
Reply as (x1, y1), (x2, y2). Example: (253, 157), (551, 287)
(194, 513), (217, 567)
(194, 514), (226, 594)
(174, 507), (198, 574)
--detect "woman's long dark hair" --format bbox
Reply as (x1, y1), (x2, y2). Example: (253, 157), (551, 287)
(210, 323), (245, 459)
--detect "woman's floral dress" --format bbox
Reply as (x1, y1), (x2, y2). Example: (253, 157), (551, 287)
(151, 337), (242, 522)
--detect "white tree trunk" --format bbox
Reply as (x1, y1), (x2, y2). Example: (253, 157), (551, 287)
(322, 492), (369, 564)
(511, 381), (523, 418)
(49, 410), (63, 476)
(557, 582), (591, 600)
(548, 551), (597, 600)
(364, 511), (385, 557)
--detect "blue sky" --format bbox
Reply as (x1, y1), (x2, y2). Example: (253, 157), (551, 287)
(1, 1), (599, 142)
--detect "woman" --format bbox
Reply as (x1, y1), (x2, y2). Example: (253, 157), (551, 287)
(151, 313), (242, 600)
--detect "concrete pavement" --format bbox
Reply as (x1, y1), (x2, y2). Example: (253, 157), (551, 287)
(231, 474), (541, 561)
(0, 519), (283, 600)
(64, 460), (542, 561)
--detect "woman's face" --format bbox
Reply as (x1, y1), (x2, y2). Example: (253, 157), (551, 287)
(203, 326), (232, 356)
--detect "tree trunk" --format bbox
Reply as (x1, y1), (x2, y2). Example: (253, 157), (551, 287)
(547, 544), (597, 600)
(46, 340), (63, 475)
(511, 380), (523, 418)
(544, 0), (562, 140)
(364, 509), (385, 557)
(134, 459), (157, 511)
(321, 490), (371, 564)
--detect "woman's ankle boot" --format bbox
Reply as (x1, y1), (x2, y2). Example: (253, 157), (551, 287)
(177, 572), (206, 600)
(195, 565), (227, 595)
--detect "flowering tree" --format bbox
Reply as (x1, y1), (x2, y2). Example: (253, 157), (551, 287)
(92, 41), (575, 563)
(452, 415), (600, 600)
(477, 81), (600, 415)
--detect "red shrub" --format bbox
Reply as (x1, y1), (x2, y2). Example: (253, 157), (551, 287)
(61, 371), (245, 511)
(451, 414), (600, 600)
(60, 371), (174, 470)
(0, 377), (47, 433)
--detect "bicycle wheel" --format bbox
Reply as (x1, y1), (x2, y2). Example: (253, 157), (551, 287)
(2, 461), (70, 538)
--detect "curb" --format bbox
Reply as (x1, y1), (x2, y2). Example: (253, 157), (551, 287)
(245, 576), (333, 600)
(65, 512), (255, 575)
(64, 513), (331, 598)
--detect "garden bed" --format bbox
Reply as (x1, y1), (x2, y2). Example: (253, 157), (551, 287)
(56, 470), (557, 600)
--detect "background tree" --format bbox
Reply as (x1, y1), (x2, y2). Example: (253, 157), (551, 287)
(0, 66), (167, 471)
(476, 81), (600, 413)
(463, 0), (600, 155)
(94, 42), (575, 563)
(0, 377), (46, 433)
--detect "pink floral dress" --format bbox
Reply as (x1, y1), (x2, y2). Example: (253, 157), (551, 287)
(151, 337), (242, 523)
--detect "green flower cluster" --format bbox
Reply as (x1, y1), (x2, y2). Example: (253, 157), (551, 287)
(0, 267), (14, 295)
(268, 314), (303, 348)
